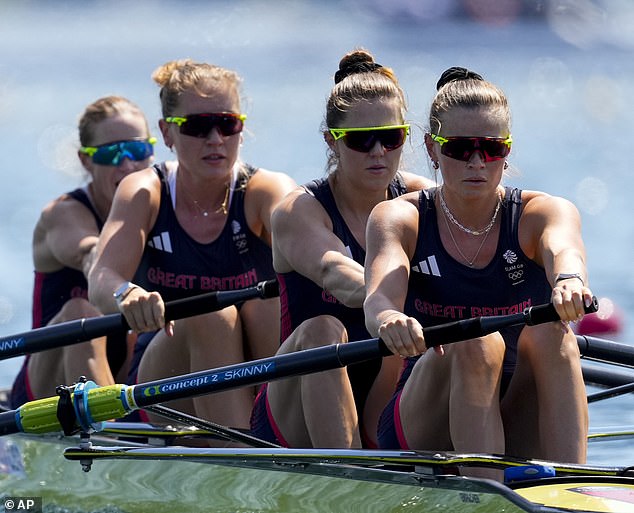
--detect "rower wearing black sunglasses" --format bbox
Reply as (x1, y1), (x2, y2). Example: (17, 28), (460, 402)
(250, 49), (434, 449)
(10, 96), (152, 408)
(88, 59), (296, 432)
(364, 67), (593, 477)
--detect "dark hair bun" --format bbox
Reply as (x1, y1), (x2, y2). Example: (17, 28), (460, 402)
(436, 67), (484, 90)
(335, 51), (383, 84)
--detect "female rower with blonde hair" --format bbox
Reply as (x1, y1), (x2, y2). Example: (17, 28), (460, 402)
(11, 95), (153, 407)
(364, 67), (592, 473)
(89, 59), (296, 430)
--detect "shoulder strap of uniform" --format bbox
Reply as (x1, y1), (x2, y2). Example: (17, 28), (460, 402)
(68, 188), (103, 230)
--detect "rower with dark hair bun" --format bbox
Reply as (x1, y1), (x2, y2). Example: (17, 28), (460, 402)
(364, 67), (592, 479)
(435, 66), (484, 90)
(250, 48), (434, 449)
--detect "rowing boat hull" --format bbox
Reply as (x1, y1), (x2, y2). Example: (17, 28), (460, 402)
(0, 435), (522, 513)
(3, 433), (634, 513)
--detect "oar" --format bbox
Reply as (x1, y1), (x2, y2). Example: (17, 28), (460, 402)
(577, 334), (634, 367)
(582, 360), (634, 388)
(0, 297), (597, 437)
(587, 381), (634, 404)
(0, 279), (279, 361)
(577, 334), (634, 403)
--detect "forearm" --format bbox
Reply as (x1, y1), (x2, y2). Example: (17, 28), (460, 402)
(320, 251), (366, 308)
(548, 247), (588, 286)
(88, 266), (132, 314)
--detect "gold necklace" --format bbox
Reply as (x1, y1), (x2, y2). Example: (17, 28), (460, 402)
(184, 181), (231, 217)
(438, 190), (501, 267)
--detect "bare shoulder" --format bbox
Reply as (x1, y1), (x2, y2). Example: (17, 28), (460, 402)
(120, 166), (160, 192)
(38, 191), (93, 232)
(272, 185), (327, 226)
(521, 189), (579, 218)
(247, 167), (297, 193)
(372, 190), (419, 225)
(400, 171), (436, 192)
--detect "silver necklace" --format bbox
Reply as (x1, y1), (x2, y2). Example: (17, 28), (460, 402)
(438, 189), (502, 267)
(442, 211), (493, 267)
(439, 188), (501, 236)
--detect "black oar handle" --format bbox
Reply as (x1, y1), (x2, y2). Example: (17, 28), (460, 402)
(422, 296), (599, 347)
(131, 297), (599, 406)
(0, 279), (279, 360)
(0, 296), (597, 437)
(163, 279), (279, 321)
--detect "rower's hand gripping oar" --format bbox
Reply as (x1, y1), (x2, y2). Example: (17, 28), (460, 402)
(0, 297), (597, 437)
(0, 279), (279, 361)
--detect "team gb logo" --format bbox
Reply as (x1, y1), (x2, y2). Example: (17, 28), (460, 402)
(503, 250), (518, 264)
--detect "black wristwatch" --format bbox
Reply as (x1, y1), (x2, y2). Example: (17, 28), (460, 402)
(554, 273), (585, 286)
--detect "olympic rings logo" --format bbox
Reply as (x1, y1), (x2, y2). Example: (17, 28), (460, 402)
(508, 270), (524, 281)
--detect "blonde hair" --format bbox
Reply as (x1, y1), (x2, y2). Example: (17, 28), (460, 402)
(78, 96), (148, 146)
(152, 59), (242, 117)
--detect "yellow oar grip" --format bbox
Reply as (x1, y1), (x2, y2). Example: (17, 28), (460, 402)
(18, 384), (129, 434)
(18, 396), (64, 434)
(84, 384), (129, 424)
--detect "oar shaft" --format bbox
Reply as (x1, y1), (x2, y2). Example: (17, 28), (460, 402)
(0, 339), (390, 436)
(578, 335), (634, 367)
(1, 297), (597, 437)
(0, 280), (279, 360)
(132, 338), (390, 408)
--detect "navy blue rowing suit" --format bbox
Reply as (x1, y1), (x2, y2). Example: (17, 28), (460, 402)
(250, 175), (408, 447)
(127, 162), (276, 385)
(377, 186), (552, 449)
(10, 188), (127, 408)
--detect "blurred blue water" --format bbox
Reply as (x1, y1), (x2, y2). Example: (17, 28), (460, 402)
(0, 0), (632, 460)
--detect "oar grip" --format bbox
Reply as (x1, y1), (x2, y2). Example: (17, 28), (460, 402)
(16, 396), (63, 434)
(82, 384), (130, 426)
(164, 279), (280, 321)
(423, 319), (490, 347)
(10, 384), (129, 436)
(525, 296), (599, 326)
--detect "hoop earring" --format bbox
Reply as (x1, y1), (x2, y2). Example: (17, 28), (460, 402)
(504, 160), (509, 170)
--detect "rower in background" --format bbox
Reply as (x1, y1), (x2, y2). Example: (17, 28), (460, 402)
(10, 96), (154, 407)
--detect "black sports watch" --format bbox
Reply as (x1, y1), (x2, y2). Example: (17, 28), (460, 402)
(554, 273), (584, 286)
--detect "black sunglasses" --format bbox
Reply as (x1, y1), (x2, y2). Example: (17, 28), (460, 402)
(165, 112), (247, 138)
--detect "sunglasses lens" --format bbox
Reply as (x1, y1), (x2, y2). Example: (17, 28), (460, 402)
(343, 128), (407, 153)
(92, 140), (154, 166)
(440, 138), (510, 162)
(179, 114), (244, 138)
(379, 128), (407, 150)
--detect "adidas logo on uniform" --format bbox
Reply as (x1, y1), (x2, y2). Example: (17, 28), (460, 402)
(412, 255), (441, 277)
(147, 231), (173, 253)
